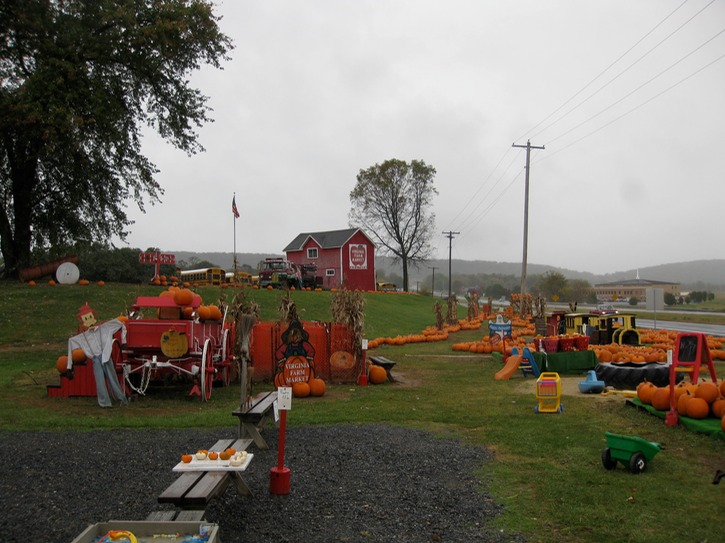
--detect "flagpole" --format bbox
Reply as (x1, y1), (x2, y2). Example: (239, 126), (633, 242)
(233, 192), (238, 279)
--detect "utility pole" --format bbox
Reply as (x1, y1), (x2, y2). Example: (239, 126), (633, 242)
(428, 266), (438, 297)
(442, 231), (459, 297)
(512, 140), (544, 299)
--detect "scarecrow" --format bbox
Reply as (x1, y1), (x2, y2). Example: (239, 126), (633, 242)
(67, 303), (128, 408)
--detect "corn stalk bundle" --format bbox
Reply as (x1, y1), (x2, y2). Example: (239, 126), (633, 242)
(278, 291), (299, 323)
(330, 288), (366, 361)
(230, 291), (260, 407)
(445, 294), (458, 324)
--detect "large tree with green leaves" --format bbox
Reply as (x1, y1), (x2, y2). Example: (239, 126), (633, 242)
(0, 0), (232, 277)
(349, 159), (437, 292)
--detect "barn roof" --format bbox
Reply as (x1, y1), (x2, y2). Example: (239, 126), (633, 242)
(284, 228), (374, 252)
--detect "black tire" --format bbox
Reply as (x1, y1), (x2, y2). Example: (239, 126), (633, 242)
(595, 363), (679, 390)
(602, 448), (617, 470)
(628, 452), (647, 474)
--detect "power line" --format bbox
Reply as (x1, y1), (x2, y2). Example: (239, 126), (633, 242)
(535, 52), (725, 164)
(515, 0), (693, 143)
(544, 27), (725, 147)
(531, 0), (718, 143)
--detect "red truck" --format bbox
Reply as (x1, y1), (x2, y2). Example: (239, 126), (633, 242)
(259, 258), (303, 289)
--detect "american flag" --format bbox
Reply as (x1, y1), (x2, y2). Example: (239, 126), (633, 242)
(232, 196), (240, 218)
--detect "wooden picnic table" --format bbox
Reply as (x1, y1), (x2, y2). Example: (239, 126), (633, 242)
(231, 390), (279, 449)
(157, 436), (253, 510)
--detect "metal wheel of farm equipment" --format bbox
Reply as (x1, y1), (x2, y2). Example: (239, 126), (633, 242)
(217, 328), (232, 386)
(200, 339), (214, 401)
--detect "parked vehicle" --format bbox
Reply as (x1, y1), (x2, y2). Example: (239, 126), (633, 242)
(258, 258), (303, 289)
(179, 267), (226, 286)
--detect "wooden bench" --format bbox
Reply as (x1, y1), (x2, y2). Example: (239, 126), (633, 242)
(231, 390), (279, 449)
(369, 355), (397, 382)
(157, 437), (253, 510)
(146, 510), (205, 522)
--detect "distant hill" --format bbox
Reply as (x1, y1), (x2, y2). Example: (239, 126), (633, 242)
(383, 258), (725, 290)
(170, 251), (725, 289)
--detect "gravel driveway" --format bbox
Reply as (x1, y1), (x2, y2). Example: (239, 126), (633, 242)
(0, 425), (526, 543)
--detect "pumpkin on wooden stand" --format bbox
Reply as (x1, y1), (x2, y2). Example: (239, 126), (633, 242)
(56, 355), (69, 373)
(71, 348), (87, 364)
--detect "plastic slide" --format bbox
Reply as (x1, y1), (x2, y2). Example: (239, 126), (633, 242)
(494, 355), (522, 380)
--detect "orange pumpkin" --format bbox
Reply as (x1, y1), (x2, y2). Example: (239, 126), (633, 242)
(97, 280), (105, 286)
(56, 355), (69, 373)
(651, 387), (671, 411)
(330, 351), (355, 370)
(369, 365), (387, 384)
(197, 305), (211, 321)
(720, 380), (725, 398)
(71, 348), (87, 364)
(309, 378), (327, 397)
(181, 454), (193, 463)
(695, 382), (719, 404)
(711, 398), (725, 419)
(208, 305), (223, 321)
(686, 397), (710, 419)
(676, 391), (692, 415)
(292, 381), (311, 398)
(173, 288), (194, 306)
(636, 380), (657, 405)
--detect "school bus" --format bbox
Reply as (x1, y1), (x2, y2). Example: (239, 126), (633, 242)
(179, 267), (226, 286)
(225, 271), (255, 287)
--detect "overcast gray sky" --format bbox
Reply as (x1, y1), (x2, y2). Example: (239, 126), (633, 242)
(120, 0), (725, 275)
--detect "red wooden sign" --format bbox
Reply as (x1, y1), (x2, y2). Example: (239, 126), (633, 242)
(138, 250), (175, 265)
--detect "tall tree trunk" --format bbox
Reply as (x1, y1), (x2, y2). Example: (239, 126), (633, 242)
(401, 256), (409, 292)
(1, 138), (38, 278)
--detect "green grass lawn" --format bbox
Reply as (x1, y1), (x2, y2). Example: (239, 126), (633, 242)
(0, 281), (722, 543)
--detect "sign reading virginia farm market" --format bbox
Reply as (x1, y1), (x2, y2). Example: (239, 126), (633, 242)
(349, 244), (367, 270)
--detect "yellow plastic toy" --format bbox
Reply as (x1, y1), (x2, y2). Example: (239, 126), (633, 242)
(99, 530), (137, 543)
(535, 372), (563, 413)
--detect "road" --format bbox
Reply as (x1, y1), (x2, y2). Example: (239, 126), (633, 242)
(637, 319), (725, 337)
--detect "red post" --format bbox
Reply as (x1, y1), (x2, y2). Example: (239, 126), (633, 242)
(357, 339), (368, 386)
(269, 404), (290, 494)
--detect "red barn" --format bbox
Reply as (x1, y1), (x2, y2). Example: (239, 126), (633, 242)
(284, 228), (376, 291)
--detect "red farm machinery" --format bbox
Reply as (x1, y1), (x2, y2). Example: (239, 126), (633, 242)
(112, 294), (235, 400)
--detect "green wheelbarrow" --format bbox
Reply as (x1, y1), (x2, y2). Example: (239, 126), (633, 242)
(601, 432), (662, 474)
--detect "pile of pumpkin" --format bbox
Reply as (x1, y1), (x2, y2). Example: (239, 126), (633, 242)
(287, 378), (327, 398)
(159, 286), (224, 321)
(637, 379), (725, 430)
(639, 328), (725, 361)
(592, 343), (669, 363)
